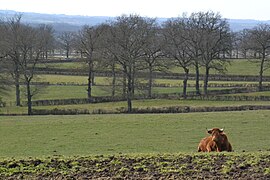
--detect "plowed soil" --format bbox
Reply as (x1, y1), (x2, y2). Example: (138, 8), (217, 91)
(1, 153), (269, 179)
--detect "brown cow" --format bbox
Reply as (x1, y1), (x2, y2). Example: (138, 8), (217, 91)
(198, 128), (232, 152)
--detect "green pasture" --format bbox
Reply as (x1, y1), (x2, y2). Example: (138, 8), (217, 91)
(35, 86), (109, 99)
(2, 86), (109, 102)
(170, 59), (270, 76)
(38, 74), (266, 86)
(226, 59), (270, 76)
(2, 83), (232, 103)
(0, 110), (269, 158)
(37, 74), (269, 89)
(39, 59), (270, 76)
(227, 91), (270, 96)
(39, 75), (89, 85)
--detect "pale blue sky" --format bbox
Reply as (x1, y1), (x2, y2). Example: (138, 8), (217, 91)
(1, 0), (270, 20)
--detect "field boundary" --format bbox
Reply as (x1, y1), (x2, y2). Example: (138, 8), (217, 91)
(23, 105), (270, 115)
(24, 87), (270, 107)
(34, 67), (270, 82)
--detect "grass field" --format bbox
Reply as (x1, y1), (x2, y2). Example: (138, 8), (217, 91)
(0, 110), (270, 158)
(2, 84), (233, 103)
(37, 74), (270, 86)
(1, 59), (270, 178)
(228, 91), (270, 96)
(170, 59), (270, 76)
(38, 59), (270, 76)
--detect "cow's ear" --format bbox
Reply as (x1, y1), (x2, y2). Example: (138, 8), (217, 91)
(207, 129), (212, 134)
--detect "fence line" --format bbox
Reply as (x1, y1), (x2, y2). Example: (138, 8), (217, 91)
(23, 87), (270, 107)
(34, 67), (270, 82)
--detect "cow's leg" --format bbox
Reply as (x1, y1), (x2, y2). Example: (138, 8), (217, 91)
(206, 145), (212, 152)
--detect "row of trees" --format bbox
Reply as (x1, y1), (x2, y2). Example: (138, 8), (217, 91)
(1, 11), (270, 114)
(0, 15), (54, 114)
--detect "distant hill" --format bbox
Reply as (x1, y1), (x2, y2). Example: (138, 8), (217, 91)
(1, 10), (270, 33)
(0, 10), (110, 33)
(229, 19), (270, 31)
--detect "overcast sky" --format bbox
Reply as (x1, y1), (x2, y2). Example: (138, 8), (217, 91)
(1, 0), (270, 20)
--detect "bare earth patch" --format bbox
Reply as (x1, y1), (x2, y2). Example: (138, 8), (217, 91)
(0, 153), (269, 179)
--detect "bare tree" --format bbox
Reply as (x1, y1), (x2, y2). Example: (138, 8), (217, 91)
(38, 24), (55, 59)
(238, 29), (252, 59)
(193, 11), (231, 95)
(186, 12), (206, 95)
(76, 25), (104, 99)
(107, 15), (154, 112)
(99, 36), (119, 97)
(58, 32), (75, 59)
(163, 17), (193, 98)
(142, 25), (165, 98)
(3, 14), (23, 106)
(0, 21), (9, 94)
(0, 20), (7, 59)
(16, 25), (50, 115)
(246, 24), (270, 91)
(0, 15), (54, 114)
(230, 31), (241, 59)
(99, 24), (127, 97)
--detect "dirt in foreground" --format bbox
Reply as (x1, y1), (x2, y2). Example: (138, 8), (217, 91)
(0, 153), (269, 179)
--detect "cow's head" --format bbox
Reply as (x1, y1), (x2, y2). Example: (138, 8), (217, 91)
(207, 128), (224, 143)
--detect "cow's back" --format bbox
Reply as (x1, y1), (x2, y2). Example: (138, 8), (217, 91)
(198, 136), (216, 152)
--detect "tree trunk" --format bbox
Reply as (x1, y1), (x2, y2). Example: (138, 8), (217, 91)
(26, 81), (32, 115)
(148, 64), (153, 98)
(127, 71), (133, 113)
(122, 66), (127, 98)
(91, 71), (95, 86)
(111, 63), (116, 97)
(243, 51), (247, 59)
(15, 82), (20, 106)
(204, 66), (210, 96)
(14, 63), (21, 106)
(131, 64), (135, 96)
(80, 51), (83, 58)
(182, 68), (189, 99)
(87, 58), (93, 100)
(195, 61), (201, 95)
(258, 53), (265, 91)
(66, 48), (69, 59)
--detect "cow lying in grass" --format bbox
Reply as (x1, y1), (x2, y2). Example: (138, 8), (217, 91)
(198, 128), (232, 152)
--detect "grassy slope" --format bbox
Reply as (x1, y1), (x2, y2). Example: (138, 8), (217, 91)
(2, 60), (270, 104)
(38, 59), (270, 76)
(170, 59), (270, 76)
(2, 83), (231, 102)
(0, 110), (270, 158)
